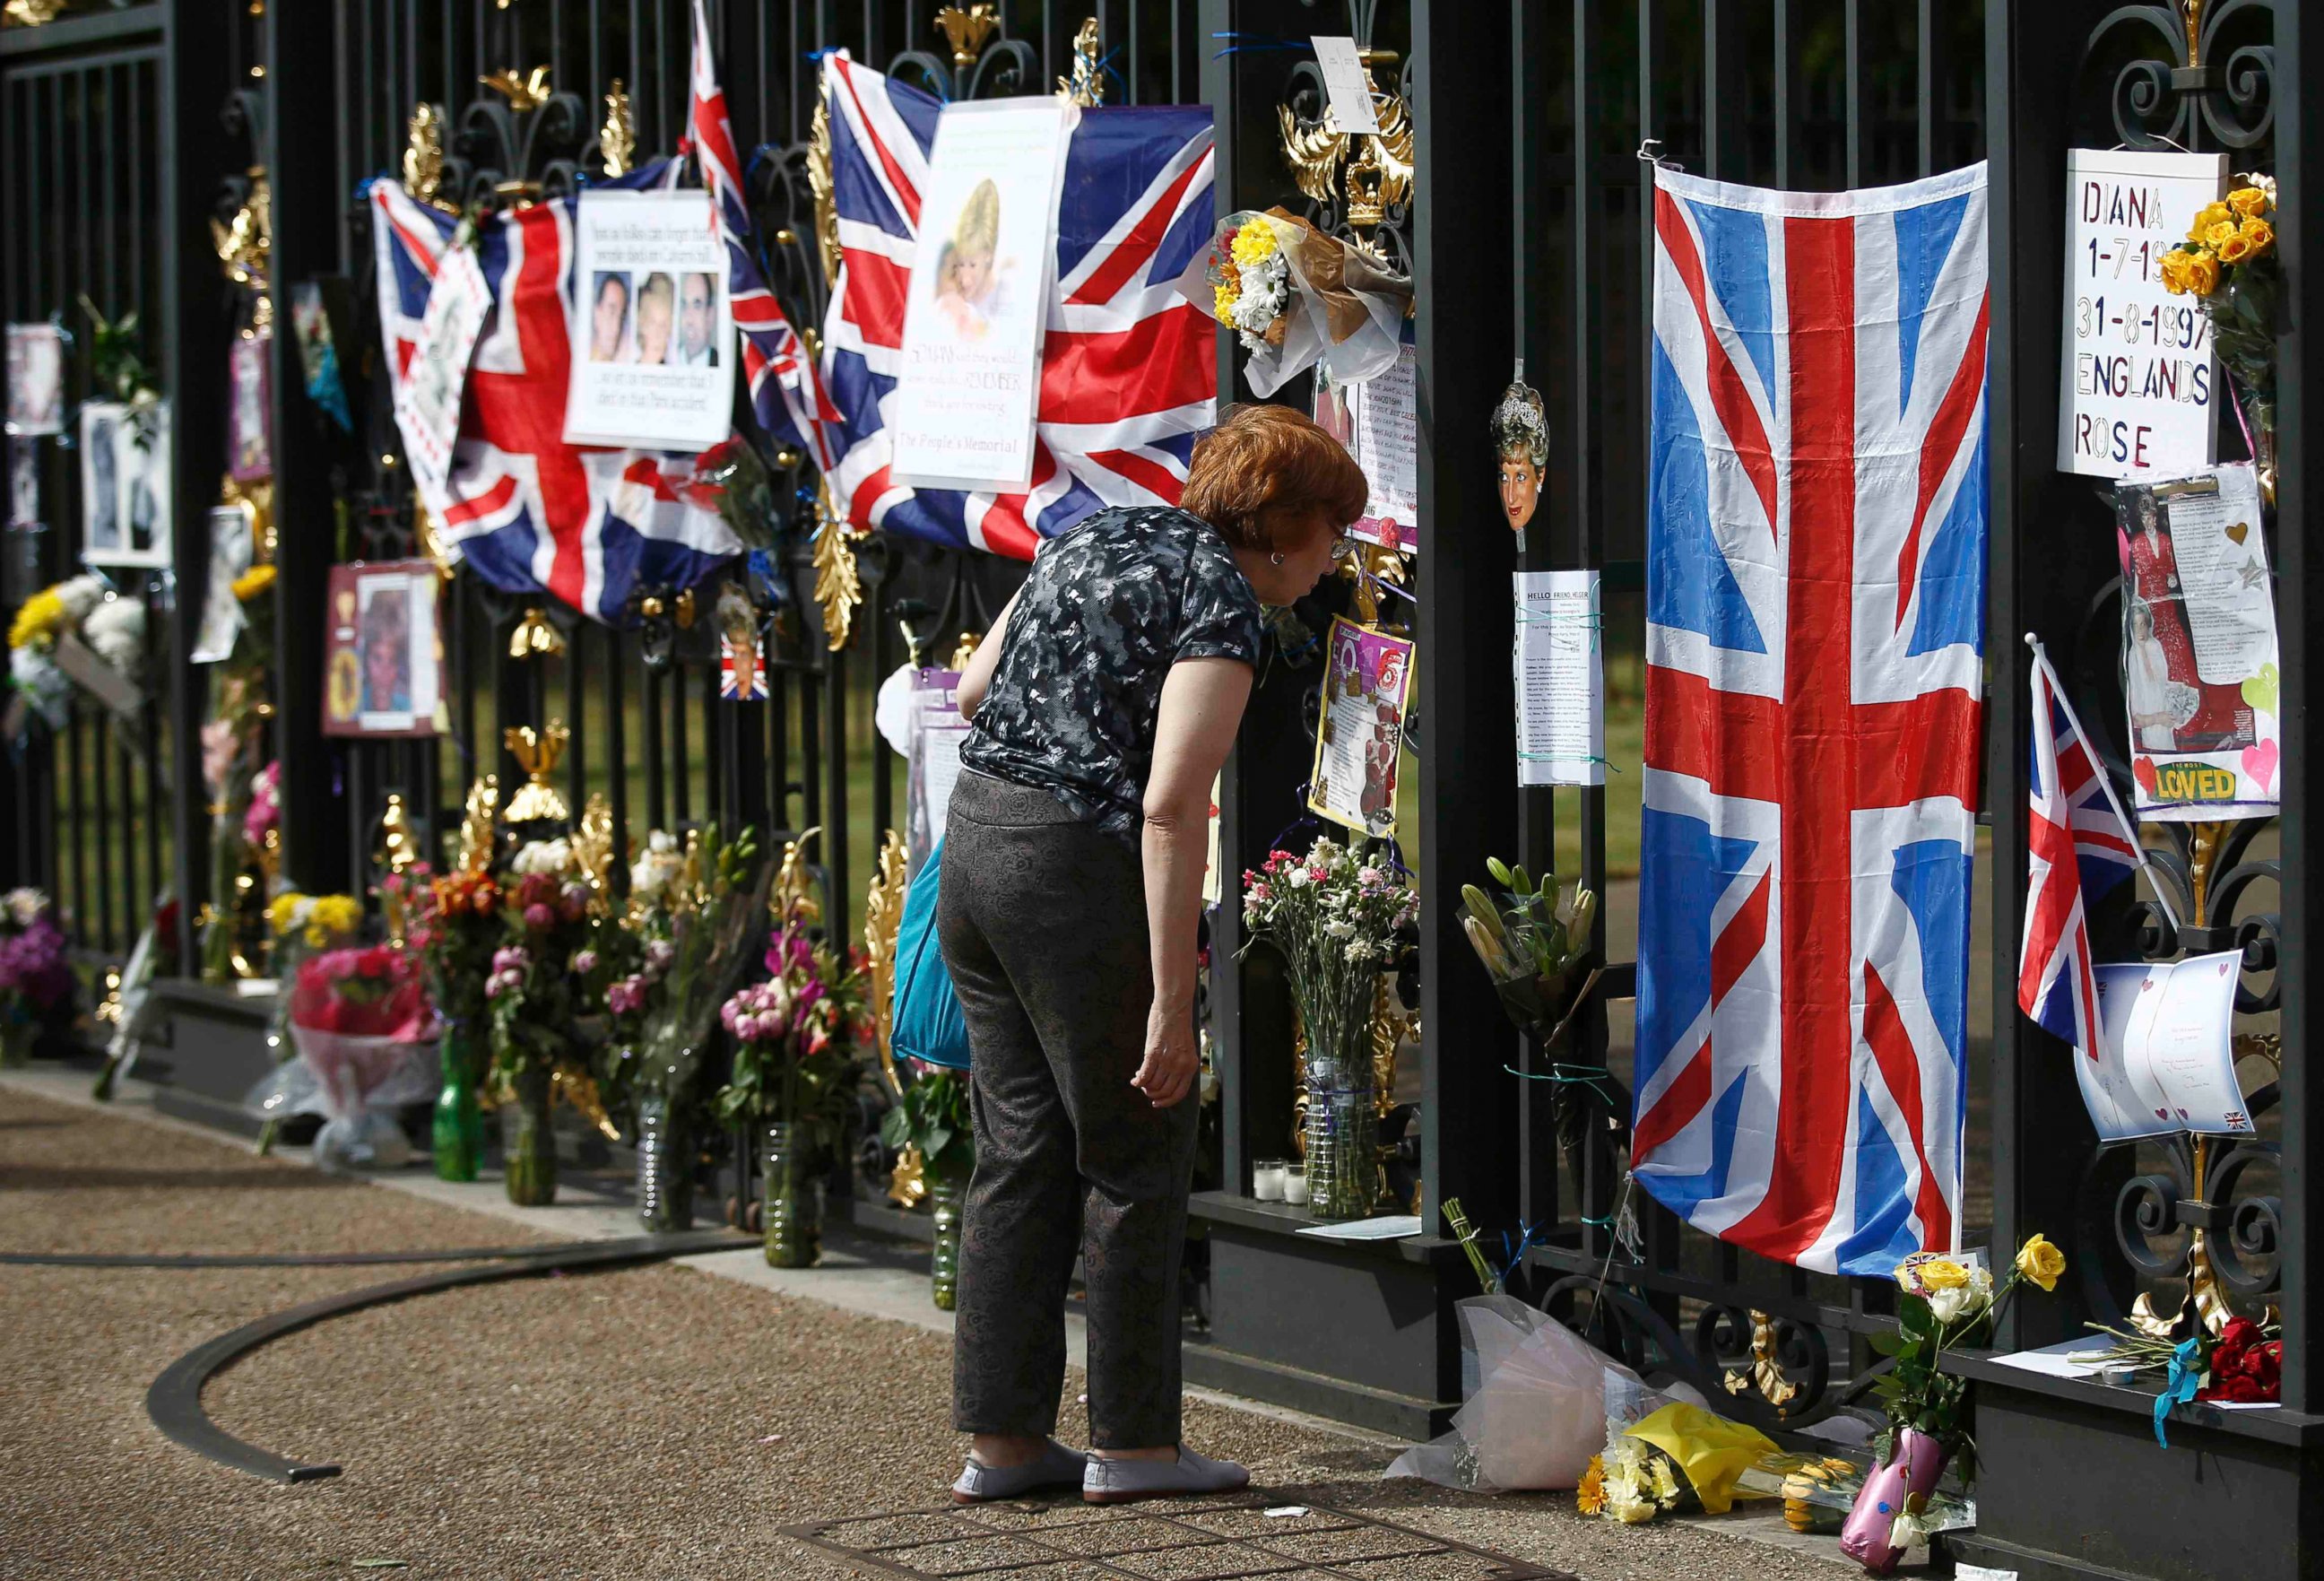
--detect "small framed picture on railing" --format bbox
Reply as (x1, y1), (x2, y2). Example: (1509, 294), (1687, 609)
(78, 398), (171, 570)
(321, 560), (445, 738)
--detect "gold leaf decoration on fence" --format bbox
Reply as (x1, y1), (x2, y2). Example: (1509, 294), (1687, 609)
(807, 95), (843, 285)
(212, 169), (273, 294)
(599, 78), (636, 178)
(507, 605), (566, 659)
(572, 794), (616, 897)
(864, 830), (909, 1096)
(934, 2), (999, 67)
(404, 102), (452, 211)
(1721, 1311), (1801, 1408)
(480, 65), (555, 115)
(811, 482), (862, 653)
(1278, 48), (1413, 237)
(1057, 17), (1105, 107)
(772, 826), (824, 930)
(889, 1142), (929, 1209)
(455, 776), (501, 873)
(947, 630), (981, 671)
(502, 722), (572, 825)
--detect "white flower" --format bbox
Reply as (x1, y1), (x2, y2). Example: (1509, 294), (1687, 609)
(4, 888), (47, 927)
(629, 830), (686, 901)
(510, 837), (573, 876)
(1927, 1269), (1994, 1325)
(1889, 1509), (1933, 1551)
(1322, 920), (1355, 939)
(1345, 939), (1376, 965)
(54, 575), (106, 624)
(1284, 868), (1310, 889)
(82, 595), (145, 680)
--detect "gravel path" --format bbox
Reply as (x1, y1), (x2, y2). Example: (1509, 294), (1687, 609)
(0, 1085), (1859, 1581)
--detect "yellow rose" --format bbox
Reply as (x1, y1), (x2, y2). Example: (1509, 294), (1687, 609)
(2015, 1233), (2066, 1292)
(2204, 218), (2242, 249)
(2188, 202), (2230, 242)
(2229, 187), (2270, 219)
(2241, 216), (2275, 256)
(1918, 1257), (1970, 1291)
(2185, 250), (2221, 296)
(2216, 230), (2254, 265)
(2158, 249), (2193, 296)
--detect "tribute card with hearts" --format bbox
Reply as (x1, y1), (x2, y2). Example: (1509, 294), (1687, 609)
(2114, 462), (2278, 821)
(2082, 951), (2254, 1143)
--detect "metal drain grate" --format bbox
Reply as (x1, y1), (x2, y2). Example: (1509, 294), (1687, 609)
(783, 1491), (1574, 1581)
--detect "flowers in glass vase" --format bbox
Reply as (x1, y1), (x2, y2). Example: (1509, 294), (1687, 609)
(1864, 1236), (2061, 1484)
(715, 919), (864, 1135)
(608, 824), (766, 1116)
(2162, 178), (2279, 494)
(1240, 835), (1417, 1219)
(486, 844), (596, 1086)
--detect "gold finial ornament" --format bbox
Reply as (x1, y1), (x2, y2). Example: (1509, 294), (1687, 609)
(1058, 17), (1106, 107)
(378, 793), (418, 876)
(806, 96), (844, 286)
(811, 482), (863, 653)
(1278, 50), (1414, 235)
(1342, 540), (1409, 625)
(2182, 0), (2205, 66)
(502, 722), (573, 825)
(864, 831), (909, 1094)
(456, 776), (501, 873)
(572, 795), (616, 895)
(507, 606), (567, 659)
(404, 102), (452, 212)
(599, 78), (636, 178)
(771, 827), (824, 930)
(212, 169), (273, 293)
(888, 1142), (930, 1209)
(947, 630), (982, 671)
(934, 3), (1000, 67)
(480, 65), (555, 114)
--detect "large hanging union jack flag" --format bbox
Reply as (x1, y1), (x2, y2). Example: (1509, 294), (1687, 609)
(813, 55), (1217, 559)
(370, 169), (741, 622)
(1632, 164), (1990, 1277)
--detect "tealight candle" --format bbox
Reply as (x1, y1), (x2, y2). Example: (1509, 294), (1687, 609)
(1283, 1165), (1310, 1205)
(1253, 1160), (1287, 1202)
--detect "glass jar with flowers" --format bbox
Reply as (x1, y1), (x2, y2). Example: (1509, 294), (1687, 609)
(2160, 178), (2280, 499)
(0, 888), (72, 1065)
(880, 1062), (975, 1307)
(416, 864), (500, 1180)
(1842, 1234), (2064, 1575)
(487, 836), (598, 1205)
(716, 918), (864, 1267)
(1240, 834), (1418, 1219)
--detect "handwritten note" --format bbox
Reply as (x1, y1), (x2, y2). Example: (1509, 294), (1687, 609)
(1311, 36), (1381, 135)
(2083, 950), (2251, 1142)
(2057, 148), (2226, 479)
(1514, 570), (1603, 787)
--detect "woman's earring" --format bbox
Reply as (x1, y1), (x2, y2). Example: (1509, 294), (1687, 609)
(1269, 551), (1286, 566)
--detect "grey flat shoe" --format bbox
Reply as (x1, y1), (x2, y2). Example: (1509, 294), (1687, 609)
(951, 1438), (1088, 1504)
(1082, 1446), (1251, 1505)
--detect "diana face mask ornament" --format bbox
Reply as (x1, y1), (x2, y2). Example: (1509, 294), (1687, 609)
(1490, 362), (1548, 553)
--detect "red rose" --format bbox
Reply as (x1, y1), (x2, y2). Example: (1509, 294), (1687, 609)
(2198, 1372), (2268, 1403)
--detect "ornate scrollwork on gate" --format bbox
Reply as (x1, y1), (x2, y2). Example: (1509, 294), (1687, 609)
(1699, 1305), (1830, 1420)
(2085, 0), (2276, 152)
(421, 65), (592, 214)
(888, 5), (1041, 105)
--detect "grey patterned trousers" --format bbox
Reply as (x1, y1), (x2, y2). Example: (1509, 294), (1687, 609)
(939, 770), (1199, 1450)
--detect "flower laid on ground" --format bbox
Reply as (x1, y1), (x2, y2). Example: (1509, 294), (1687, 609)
(1575, 1454), (1608, 1517)
(289, 944), (426, 1037)
(1583, 1439), (1687, 1525)
(242, 760), (282, 849)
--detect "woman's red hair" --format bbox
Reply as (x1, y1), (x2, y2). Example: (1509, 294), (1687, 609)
(1179, 403), (1368, 552)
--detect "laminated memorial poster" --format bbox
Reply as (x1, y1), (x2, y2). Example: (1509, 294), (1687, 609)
(395, 242), (490, 527)
(1314, 339), (1418, 554)
(1513, 569), (1604, 787)
(890, 98), (1072, 491)
(906, 668), (968, 878)
(321, 561), (444, 738)
(1308, 615), (1413, 839)
(2115, 462), (2278, 820)
(78, 399), (170, 569)
(191, 503), (255, 664)
(2080, 950), (2253, 1142)
(5, 322), (64, 436)
(563, 188), (737, 453)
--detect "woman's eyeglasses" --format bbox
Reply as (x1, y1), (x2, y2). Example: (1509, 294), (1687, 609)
(1328, 530), (1359, 562)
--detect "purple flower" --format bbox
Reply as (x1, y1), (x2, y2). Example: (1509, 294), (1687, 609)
(523, 902), (554, 930)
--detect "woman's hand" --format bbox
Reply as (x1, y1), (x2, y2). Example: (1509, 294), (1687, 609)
(1132, 997), (1199, 1108)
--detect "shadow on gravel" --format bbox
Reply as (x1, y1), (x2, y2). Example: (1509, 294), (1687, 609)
(0, 1165), (347, 1192)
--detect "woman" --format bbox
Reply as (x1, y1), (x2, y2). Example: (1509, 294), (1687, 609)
(941, 404), (1365, 1505)
(934, 178), (1006, 340)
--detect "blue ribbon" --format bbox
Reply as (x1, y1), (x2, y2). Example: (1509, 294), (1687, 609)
(2154, 1336), (2204, 1447)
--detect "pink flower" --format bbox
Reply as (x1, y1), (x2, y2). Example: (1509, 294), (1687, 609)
(523, 902), (554, 930)
(573, 949), (599, 977)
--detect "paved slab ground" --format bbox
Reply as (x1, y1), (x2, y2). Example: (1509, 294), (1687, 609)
(0, 1082), (1871, 1581)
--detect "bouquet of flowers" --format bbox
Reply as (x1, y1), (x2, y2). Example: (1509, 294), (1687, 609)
(586, 829), (684, 1111)
(715, 919), (863, 1134)
(1462, 856), (1604, 1150)
(1191, 207), (1412, 398)
(1842, 1235), (2062, 1572)
(1241, 835), (1417, 1218)
(242, 760), (281, 851)
(8, 575), (106, 732)
(0, 888), (72, 1064)
(2161, 178), (2279, 494)
(486, 841), (595, 1084)
(287, 943), (433, 1171)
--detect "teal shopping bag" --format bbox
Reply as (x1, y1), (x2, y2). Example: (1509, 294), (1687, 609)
(891, 839), (971, 1070)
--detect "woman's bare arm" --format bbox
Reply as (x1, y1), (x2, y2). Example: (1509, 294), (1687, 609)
(953, 587), (1021, 723)
(1132, 656), (1253, 1107)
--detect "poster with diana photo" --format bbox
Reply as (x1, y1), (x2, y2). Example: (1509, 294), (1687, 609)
(2116, 462), (2279, 821)
(1308, 616), (1413, 840)
(563, 189), (736, 453)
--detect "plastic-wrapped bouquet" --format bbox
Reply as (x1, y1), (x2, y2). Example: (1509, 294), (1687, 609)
(286, 944), (432, 1171)
(715, 919), (863, 1132)
(1187, 207), (1413, 397)
(6, 575), (106, 733)
(0, 889), (72, 1064)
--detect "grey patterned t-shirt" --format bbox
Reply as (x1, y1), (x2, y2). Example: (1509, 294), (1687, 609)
(961, 505), (1265, 842)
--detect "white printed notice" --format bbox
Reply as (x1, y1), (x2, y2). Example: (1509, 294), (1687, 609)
(907, 669), (967, 879)
(1310, 36), (1381, 135)
(1513, 570), (1604, 787)
(2115, 463), (2279, 821)
(2057, 148), (2227, 478)
(396, 242), (491, 526)
(563, 189), (737, 453)
(891, 98), (1072, 491)
(1314, 341), (1419, 554)
(2080, 950), (2253, 1142)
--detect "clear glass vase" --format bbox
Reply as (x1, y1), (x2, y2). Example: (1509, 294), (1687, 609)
(759, 1119), (822, 1268)
(1301, 1048), (1379, 1220)
(431, 1021), (484, 1183)
(634, 1090), (695, 1232)
(500, 1068), (558, 1206)
(927, 1170), (966, 1310)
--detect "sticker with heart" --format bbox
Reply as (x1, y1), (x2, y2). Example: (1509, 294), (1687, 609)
(2242, 738), (2279, 792)
(2133, 756), (2158, 797)
(2242, 662), (2279, 716)
(2226, 522), (2249, 545)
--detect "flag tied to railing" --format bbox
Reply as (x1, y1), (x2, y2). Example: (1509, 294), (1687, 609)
(1632, 162), (1991, 1277)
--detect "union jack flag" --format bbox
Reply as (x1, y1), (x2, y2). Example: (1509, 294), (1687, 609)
(369, 171), (741, 622)
(1632, 164), (1990, 1277)
(818, 55), (1216, 558)
(2018, 640), (2141, 1057)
